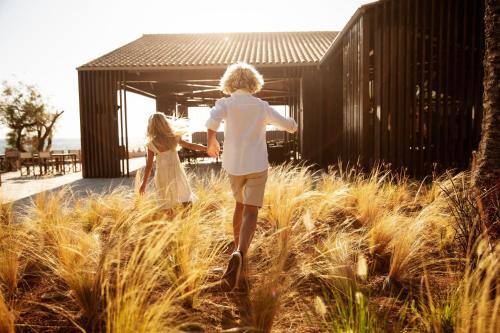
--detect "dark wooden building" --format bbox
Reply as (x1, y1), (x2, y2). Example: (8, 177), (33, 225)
(317, 0), (485, 176)
(78, 0), (484, 178)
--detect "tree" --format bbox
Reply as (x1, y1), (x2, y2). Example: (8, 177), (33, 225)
(471, 0), (500, 239)
(0, 81), (63, 152)
(32, 109), (64, 152)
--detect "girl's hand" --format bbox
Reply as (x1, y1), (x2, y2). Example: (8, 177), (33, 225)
(139, 183), (146, 195)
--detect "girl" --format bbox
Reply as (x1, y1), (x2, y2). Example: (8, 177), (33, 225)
(139, 112), (206, 209)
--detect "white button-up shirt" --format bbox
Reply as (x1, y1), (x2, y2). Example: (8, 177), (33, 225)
(205, 90), (298, 175)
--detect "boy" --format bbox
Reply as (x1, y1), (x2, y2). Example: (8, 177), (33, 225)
(206, 62), (298, 291)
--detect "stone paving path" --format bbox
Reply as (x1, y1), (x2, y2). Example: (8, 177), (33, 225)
(1, 158), (148, 216)
(1, 158), (221, 214)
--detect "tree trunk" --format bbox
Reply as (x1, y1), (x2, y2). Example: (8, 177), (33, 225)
(46, 135), (53, 151)
(38, 111), (63, 151)
(36, 128), (43, 152)
(472, 0), (500, 238)
(15, 129), (24, 152)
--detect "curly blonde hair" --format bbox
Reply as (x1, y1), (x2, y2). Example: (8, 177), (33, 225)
(219, 62), (264, 95)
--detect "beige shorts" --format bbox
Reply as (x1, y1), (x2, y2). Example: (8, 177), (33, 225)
(229, 169), (268, 207)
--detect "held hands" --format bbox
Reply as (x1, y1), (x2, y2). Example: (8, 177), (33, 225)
(207, 140), (220, 158)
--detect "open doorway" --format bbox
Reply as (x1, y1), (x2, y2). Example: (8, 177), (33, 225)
(116, 87), (156, 177)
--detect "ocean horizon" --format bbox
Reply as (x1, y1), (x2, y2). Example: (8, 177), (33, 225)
(0, 137), (147, 154)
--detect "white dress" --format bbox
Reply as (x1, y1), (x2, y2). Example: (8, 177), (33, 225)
(147, 142), (195, 208)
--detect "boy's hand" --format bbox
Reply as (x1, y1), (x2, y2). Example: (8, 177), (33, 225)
(207, 140), (220, 158)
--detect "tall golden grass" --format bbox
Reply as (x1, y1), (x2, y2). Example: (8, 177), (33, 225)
(0, 164), (498, 332)
(0, 292), (15, 333)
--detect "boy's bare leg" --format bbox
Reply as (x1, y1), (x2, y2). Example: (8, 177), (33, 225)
(233, 202), (244, 248)
(237, 204), (259, 256)
(222, 203), (253, 291)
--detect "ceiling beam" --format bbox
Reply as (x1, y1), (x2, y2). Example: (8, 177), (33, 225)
(125, 66), (305, 82)
(173, 83), (219, 89)
(124, 84), (156, 99)
(260, 88), (290, 94)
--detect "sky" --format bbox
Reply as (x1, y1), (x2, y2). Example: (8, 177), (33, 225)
(0, 0), (375, 140)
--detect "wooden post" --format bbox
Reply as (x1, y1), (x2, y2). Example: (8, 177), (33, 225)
(119, 79), (125, 175)
(300, 68), (323, 164)
(156, 97), (176, 116)
(374, 4), (382, 164)
(123, 84), (130, 177)
(389, 0), (397, 167)
(426, 0), (435, 174)
(435, 0), (445, 169)
(397, 0), (406, 170)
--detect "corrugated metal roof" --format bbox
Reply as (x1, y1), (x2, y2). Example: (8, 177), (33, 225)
(79, 31), (338, 70)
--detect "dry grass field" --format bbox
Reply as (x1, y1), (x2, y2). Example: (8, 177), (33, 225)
(0, 164), (498, 332)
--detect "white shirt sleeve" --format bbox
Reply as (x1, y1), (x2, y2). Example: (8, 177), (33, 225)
(264, 102), (298, 133)
(205, 99), (227, 131)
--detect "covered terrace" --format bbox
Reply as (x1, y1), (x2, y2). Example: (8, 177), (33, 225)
(77, 31), (338, 178)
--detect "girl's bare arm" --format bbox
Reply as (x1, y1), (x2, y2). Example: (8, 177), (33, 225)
(179, 139), (207, 152)
(140, 149), (155, 194)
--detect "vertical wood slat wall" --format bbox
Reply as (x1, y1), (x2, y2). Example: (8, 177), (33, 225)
(300, 68), (324, 162)
(321, 0), (484, 177)
(320, 49), (343, 166)
(342, 16), (361, 163)
(78, 70), (122, 178)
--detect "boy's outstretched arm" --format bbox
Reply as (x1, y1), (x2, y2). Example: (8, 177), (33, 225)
(265, 103), (298, 133)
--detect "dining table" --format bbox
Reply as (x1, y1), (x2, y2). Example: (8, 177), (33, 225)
(51, 153), (78, 174)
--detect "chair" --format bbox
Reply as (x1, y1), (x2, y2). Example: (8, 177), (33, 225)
(216, 132), (225, 143)
(38, 151), (56, 175)
(266, 130), (285, 143)
(178, 148), (197, 164)
(50, 150), (68, 173)
(68, 149), (81, 172)
(192, 132), (208, 145)
(18, 152), (37, 176)
(119, 146), (129, 159)
(5, 150), (19, 171)
(191, 131), (223, 163)
(267, 137), (297, 165)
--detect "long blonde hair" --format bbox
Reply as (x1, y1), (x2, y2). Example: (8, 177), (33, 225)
(146, 113), (178, 151)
